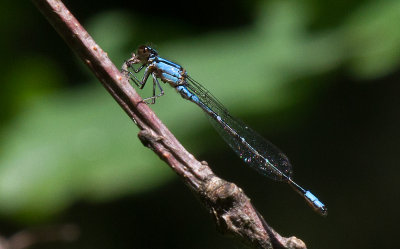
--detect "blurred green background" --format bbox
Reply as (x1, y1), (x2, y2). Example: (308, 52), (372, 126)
(1, 0), (399, 248)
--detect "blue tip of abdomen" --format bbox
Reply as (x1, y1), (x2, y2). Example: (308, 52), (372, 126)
(305, 191), (328, 216)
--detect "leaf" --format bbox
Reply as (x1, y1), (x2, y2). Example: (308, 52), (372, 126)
(0, 86), (175, 221)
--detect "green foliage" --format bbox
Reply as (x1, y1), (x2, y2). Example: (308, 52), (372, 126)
(343, 0), (400, 78)
(0, 86), (174, 222)
(0, 0), (399, 222)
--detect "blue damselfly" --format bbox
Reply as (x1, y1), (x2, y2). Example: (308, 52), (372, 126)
(123, 45), (327, 216)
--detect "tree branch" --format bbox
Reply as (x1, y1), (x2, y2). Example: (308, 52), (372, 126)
(0, 224), (79, 249)
(31, 0), (307, 248)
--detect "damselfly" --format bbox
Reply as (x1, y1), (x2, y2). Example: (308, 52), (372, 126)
(122, 45), (327, 216)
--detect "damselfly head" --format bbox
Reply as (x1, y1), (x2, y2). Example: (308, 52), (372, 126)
(137, 45), (158, 64)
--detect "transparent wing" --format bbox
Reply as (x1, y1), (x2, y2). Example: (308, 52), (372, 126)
(185, 76), (293, 181)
